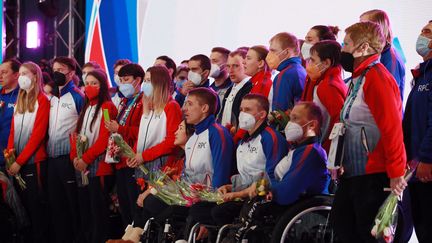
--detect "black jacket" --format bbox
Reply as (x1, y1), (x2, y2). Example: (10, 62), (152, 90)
(217, 81), (252, 127)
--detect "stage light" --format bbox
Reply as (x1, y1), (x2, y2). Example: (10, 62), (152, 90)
(26, 21), (40, 49)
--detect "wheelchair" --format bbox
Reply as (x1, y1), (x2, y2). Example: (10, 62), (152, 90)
(186, 194), (338, 243)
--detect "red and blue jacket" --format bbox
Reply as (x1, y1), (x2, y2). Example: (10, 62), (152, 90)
(301, 66), (347, 152)
(0, 87), (19, 166)
(48, 81), (84, 158)
(7, 93), (50, 165)
(183, 115), (234, 188)
(271, 57), (306, 111)
(381, 44), (405, 101)
(232, 122), (288, 191)
(70, 100), (118, 177)
(271, 137), (330, 205)
(116, 93), (143, 170)
(403, 59), (432, 164)
(341, 55), (406, 178)
(133, 99), (182, 177)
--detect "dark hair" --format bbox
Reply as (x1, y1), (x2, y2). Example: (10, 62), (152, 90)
(181, 60), (189, 65)
(188, 87), (218, 115)
(242, 93), (269, 114)
(76, 69), (111, 133)
(211, 47), (231, 60)
(236, 46), (249, 53)
(298, 101), (323, 133)
(183, 120), (195, 137)
(311, 25), (339, 41)
(176, 65), (189, 75)
(229, 49), (247, 59)
(310, 40), (341, 67)
(118, 63), (145, 82)
(2, 58), (22, 73)
(189, 54), (211, 72)
(249, 45), (270, 71)
(114, 59), (132, 69)
(156, 55), (177, 80)
(83, 61), (101, 70)
(52, 56), (77, 71)
(42, 72), (53, 85)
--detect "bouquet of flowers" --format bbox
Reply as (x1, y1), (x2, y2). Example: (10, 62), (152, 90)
(269, 109), (290, 132)
(3, 148), (26, 190)
(371, 160), (419, 242)
(177, 180), (223, 205)
(255, 173), (270, 197)
(107, 133), (148, 175)
(71, 133), (89, 186)
(148, 170), (188, 206)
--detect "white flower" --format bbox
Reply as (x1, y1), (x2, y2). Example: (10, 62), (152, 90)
(258, 185), (265, 192)
(383, 227), (392, 237)
(375, 219), (381, 225)
(80, 135), (88, 142)
(150, 188), (158, 195)
(371, 225), (378, 236)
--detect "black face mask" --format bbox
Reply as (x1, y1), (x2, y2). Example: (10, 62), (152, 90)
(53, 71), (67, 86)
(340, 51), (355, 73)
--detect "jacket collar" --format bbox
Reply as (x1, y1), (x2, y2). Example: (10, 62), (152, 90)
(195, 115), (216, 134)
(60, 81), (77, 97)
(277, 57), (301, 71)
(241, 121), (268, 142)
(352, 54), (380, 78)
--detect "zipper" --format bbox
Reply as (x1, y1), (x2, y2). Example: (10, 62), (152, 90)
(141, 110), (154, 152)
(83, 106), (93, 134)
(187, 135), (200, 172)
(16, 113), (25, 153)
(51, 99), (60, 156)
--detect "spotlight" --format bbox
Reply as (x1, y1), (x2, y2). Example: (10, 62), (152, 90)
(26, 21), (40, 49)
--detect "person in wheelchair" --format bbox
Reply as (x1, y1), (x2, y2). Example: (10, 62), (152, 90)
(232, 102), (330, 239)
(188, 102), (331, 242)
(117, 88), (234, 242)
(184, 94), (288, 240)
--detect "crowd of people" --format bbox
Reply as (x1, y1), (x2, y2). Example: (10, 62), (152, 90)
(0, 9), (431, 243)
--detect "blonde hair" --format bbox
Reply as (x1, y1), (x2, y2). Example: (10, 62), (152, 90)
(15, 62), (43, 114)
(270, 32), (300, 55)
(148, 65), (171, 114)
(345, 22), (385, 53)
(360, 9), (393, 43)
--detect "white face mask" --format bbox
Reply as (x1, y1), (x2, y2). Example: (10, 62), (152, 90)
(209, 63), (221, 78)
(114, 74), (121, 86)
(301, 42), (313, 60)
(284, 121), (312, 142)
(188, 71), (202, 86)
(119, 82), (136, 98)
(18, 75), (32, 91)
(238, 111), (256, 130)
(82, 73), (87, 83)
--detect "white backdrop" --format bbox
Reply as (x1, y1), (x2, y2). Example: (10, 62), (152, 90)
(137, 0), (432, 101)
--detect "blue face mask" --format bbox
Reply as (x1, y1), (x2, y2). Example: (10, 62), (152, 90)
(119, 82), (136, 98)
(416, 35), (432, 57)
(141, 82), (153, 97)
(175, 79), (187, 89)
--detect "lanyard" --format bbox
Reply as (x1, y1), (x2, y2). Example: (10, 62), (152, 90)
(340, 61), (378, 122)
(117, 93), (140, 126)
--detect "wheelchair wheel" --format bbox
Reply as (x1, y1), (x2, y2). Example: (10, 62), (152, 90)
(270, 195), (338, 243)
